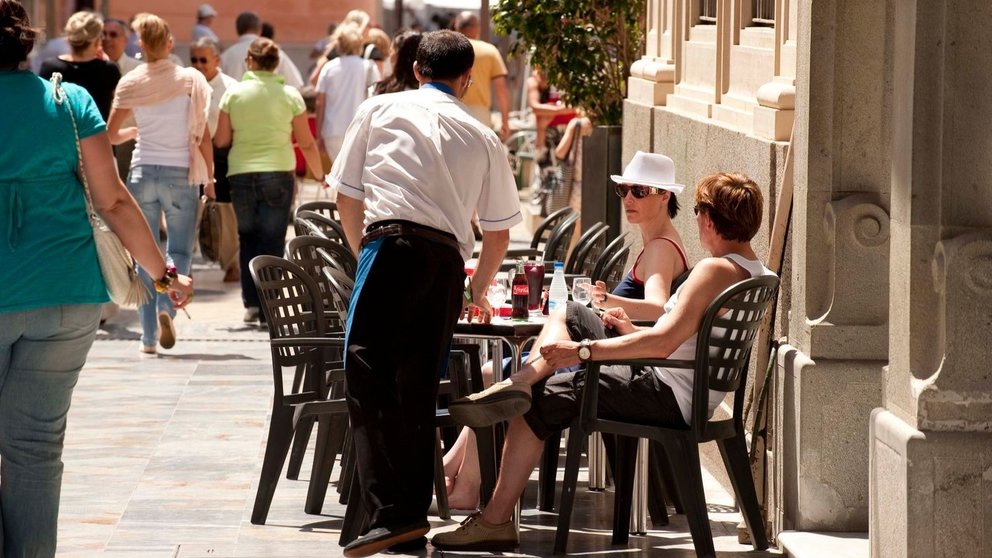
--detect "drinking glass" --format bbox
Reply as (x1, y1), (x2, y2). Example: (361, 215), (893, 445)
(572, 277), (592, 306)
(523, 259), (545, 315)
(487, 279), (506, 315)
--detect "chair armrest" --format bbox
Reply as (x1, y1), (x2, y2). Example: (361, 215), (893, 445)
(577, 358), (696, 432)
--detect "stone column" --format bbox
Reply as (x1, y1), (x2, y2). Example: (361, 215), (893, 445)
(776, 0), (893, 532)
(754, 0), (798, 141)
(628, 0), (678, 106)
(870, 1), (992, 555)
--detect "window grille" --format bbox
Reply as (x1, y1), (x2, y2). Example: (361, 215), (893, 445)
(699, 0), (717, 23)
(752, 0), (776, 25)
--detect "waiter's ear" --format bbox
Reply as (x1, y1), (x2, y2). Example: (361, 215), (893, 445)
(413, 61), (425, 85)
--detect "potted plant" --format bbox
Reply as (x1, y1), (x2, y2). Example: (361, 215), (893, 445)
(494, 0), (644, 235)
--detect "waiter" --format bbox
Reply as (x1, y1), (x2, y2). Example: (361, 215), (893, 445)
(329, 30), (521, 557)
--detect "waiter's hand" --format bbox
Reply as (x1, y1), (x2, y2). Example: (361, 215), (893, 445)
(462, 287), (493, 324)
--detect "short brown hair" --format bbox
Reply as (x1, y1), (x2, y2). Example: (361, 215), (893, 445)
(694, 172), (763, 242)
(247, 37), (279, 71)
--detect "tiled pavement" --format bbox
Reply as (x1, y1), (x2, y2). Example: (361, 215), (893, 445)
(54, 187), (780, 557)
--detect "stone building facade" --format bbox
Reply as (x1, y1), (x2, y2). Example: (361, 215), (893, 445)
(622, 0), (992, 556)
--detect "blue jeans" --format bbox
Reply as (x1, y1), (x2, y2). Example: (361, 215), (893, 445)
(126, 165), (198, 347)
(229, 171), (294, 309)
(0, 304), (101, 557)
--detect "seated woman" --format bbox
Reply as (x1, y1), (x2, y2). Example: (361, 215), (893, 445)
(442, 151), (690, 510)
(434, 171), (775, 550)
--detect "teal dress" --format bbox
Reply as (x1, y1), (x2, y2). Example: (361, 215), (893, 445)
(0, 70), (109, 313)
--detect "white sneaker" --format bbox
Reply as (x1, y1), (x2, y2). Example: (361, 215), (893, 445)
(243, 307), (260, 323)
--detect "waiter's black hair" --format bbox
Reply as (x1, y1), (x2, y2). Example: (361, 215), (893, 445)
(415, 30), (474, 81)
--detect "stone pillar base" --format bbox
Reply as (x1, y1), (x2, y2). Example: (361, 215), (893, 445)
(869, 409), (992, 558)
(627, 76), (674, 106)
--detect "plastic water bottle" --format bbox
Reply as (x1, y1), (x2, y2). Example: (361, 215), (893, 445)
(548, 261), (568, 313)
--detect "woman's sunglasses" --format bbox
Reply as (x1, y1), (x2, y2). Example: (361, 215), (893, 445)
(614, 183), (664, 199)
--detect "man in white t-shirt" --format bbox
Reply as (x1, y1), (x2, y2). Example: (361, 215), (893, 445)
(191, 37), (240, 283)
(315, 26), (379, 162)
(329, 30), (521, 558)
(220, 11), (303, 87)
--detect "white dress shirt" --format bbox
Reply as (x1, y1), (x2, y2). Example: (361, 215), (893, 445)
(206, 71), (238, 137)
(329, 86), (522, 260)
(220, 34), (304, 88)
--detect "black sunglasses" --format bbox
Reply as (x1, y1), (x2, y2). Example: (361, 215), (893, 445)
(190, 57), (209, 64)
(614, 183), (664, 199)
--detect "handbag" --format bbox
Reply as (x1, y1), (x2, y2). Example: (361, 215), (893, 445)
(541, 120), (582, 216)
(198, 197), (223, 263)
(51, 73), (149, 307)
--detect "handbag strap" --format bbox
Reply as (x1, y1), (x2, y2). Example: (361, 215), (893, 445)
(50, 73), (99, 225)
(566, 119), (582, 164)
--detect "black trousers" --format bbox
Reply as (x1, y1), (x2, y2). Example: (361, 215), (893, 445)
(344, 234), (465, 529)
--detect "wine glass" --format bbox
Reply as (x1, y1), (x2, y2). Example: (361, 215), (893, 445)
(572, 277), (592, 306)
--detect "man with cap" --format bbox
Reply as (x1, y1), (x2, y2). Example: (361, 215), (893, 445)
(434, 160), (776, 551)
(192, 4), (219, 43)
(220, 11), (303, 87)
(329, 29), (521, 557)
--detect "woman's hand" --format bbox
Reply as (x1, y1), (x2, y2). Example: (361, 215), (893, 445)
(589, 280), (609, 308)
(168, 274), (194, 309)
(539, 340), (581, 370)
(601, 306), (636, 336)
(203, 180), (216, 200)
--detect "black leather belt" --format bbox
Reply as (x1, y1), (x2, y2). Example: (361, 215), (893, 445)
(361, 220), (460, 252)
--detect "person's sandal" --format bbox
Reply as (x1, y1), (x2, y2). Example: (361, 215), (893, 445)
(447, 379), (532, 428)
(430, 512), (518, 551)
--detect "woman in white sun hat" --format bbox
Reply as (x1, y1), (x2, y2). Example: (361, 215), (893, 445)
(440, 151), (690, 509)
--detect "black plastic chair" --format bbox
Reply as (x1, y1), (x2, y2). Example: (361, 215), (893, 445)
(565, 222), (609, 275)
(296, 200), (340, 223)
(542, 211), (580, 264)
(248, 255), (349, 526)
(294, 210), (350, 249)
(591, 232), (631, 288)
(553, 275), (780, 556)
(478, 206), (576, 260)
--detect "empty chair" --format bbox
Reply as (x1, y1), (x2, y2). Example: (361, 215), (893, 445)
(294, 209), (350, 248)
(296, 200), (340, 223)
(564, 222), (609, 275)
(590, 232), (631, 290)
(248, 255), (349, 525)
(478, 206), (576, 260)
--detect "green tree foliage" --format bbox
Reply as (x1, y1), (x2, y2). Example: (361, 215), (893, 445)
(493, 0), (644, 125)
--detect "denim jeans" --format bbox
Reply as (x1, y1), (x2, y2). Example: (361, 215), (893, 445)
(229, 171), (294, 309)
(0, 304), (101, 557)
(126, 165), (198, 347)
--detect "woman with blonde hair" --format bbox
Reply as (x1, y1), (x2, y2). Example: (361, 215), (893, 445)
(315, 26), (379, 162)
(107, 12), (213, 354)
(1, 2), (192, 554)
(215, 38), (323, 325)
(39, 10), (121, 119)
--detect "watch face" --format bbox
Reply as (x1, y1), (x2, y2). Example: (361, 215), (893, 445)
(578, 346), (591, 361)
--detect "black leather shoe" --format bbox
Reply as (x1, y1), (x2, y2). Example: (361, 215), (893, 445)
(343, 521), (431, 558)
(387, 535), (427, 553)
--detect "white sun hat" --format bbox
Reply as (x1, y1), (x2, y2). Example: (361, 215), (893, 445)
(610, 151), (684, 194)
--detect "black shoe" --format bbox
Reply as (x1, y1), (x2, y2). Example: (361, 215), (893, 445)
(342, 521), (431, 558)
(387, 535), (427, 553)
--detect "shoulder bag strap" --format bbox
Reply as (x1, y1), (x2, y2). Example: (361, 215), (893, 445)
(50, 73), (99, 226)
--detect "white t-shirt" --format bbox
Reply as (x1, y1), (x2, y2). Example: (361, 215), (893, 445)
(328, 86), (522, 260)
(316, 55), (379, 140)
(649, 253), (776, 425)
(132, 94), (192, 169)
(220, 34), (304, 88)
(206, 71), (237, 137)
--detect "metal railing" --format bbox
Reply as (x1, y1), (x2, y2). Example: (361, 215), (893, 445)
(752, 0), (776, 25)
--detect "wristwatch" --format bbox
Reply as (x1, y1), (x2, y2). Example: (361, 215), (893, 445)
(577, 339), (592, 362)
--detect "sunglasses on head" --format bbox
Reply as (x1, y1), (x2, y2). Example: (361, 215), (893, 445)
(614, 183), (664, 199)
(190, 57), (209, 64)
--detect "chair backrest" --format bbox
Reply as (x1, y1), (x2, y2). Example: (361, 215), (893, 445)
(565, 222), (609, 275)
(285, 236), (354, 331)
(591, 232), (630, 285)
(295, 210), (350, 248)
(529, 206), (576, 251)
(296, 200), (340, 223)
(542, 211), (580, 264)
(691, 275), (780, 436)
(249, 255), (329, 399)
(321, 266), (355, 322)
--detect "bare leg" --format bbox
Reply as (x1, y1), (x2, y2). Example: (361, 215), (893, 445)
(447, 429), (481, 510)
(508, 306), (571, 386)
(479, 415), (546, 525)
(442, 427), (471, 492)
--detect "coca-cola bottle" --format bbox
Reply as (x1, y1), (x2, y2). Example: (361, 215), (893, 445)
(511, 261), (529, 320)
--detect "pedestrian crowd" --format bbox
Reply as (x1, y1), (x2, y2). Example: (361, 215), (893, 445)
(0, 2), (776, 557)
